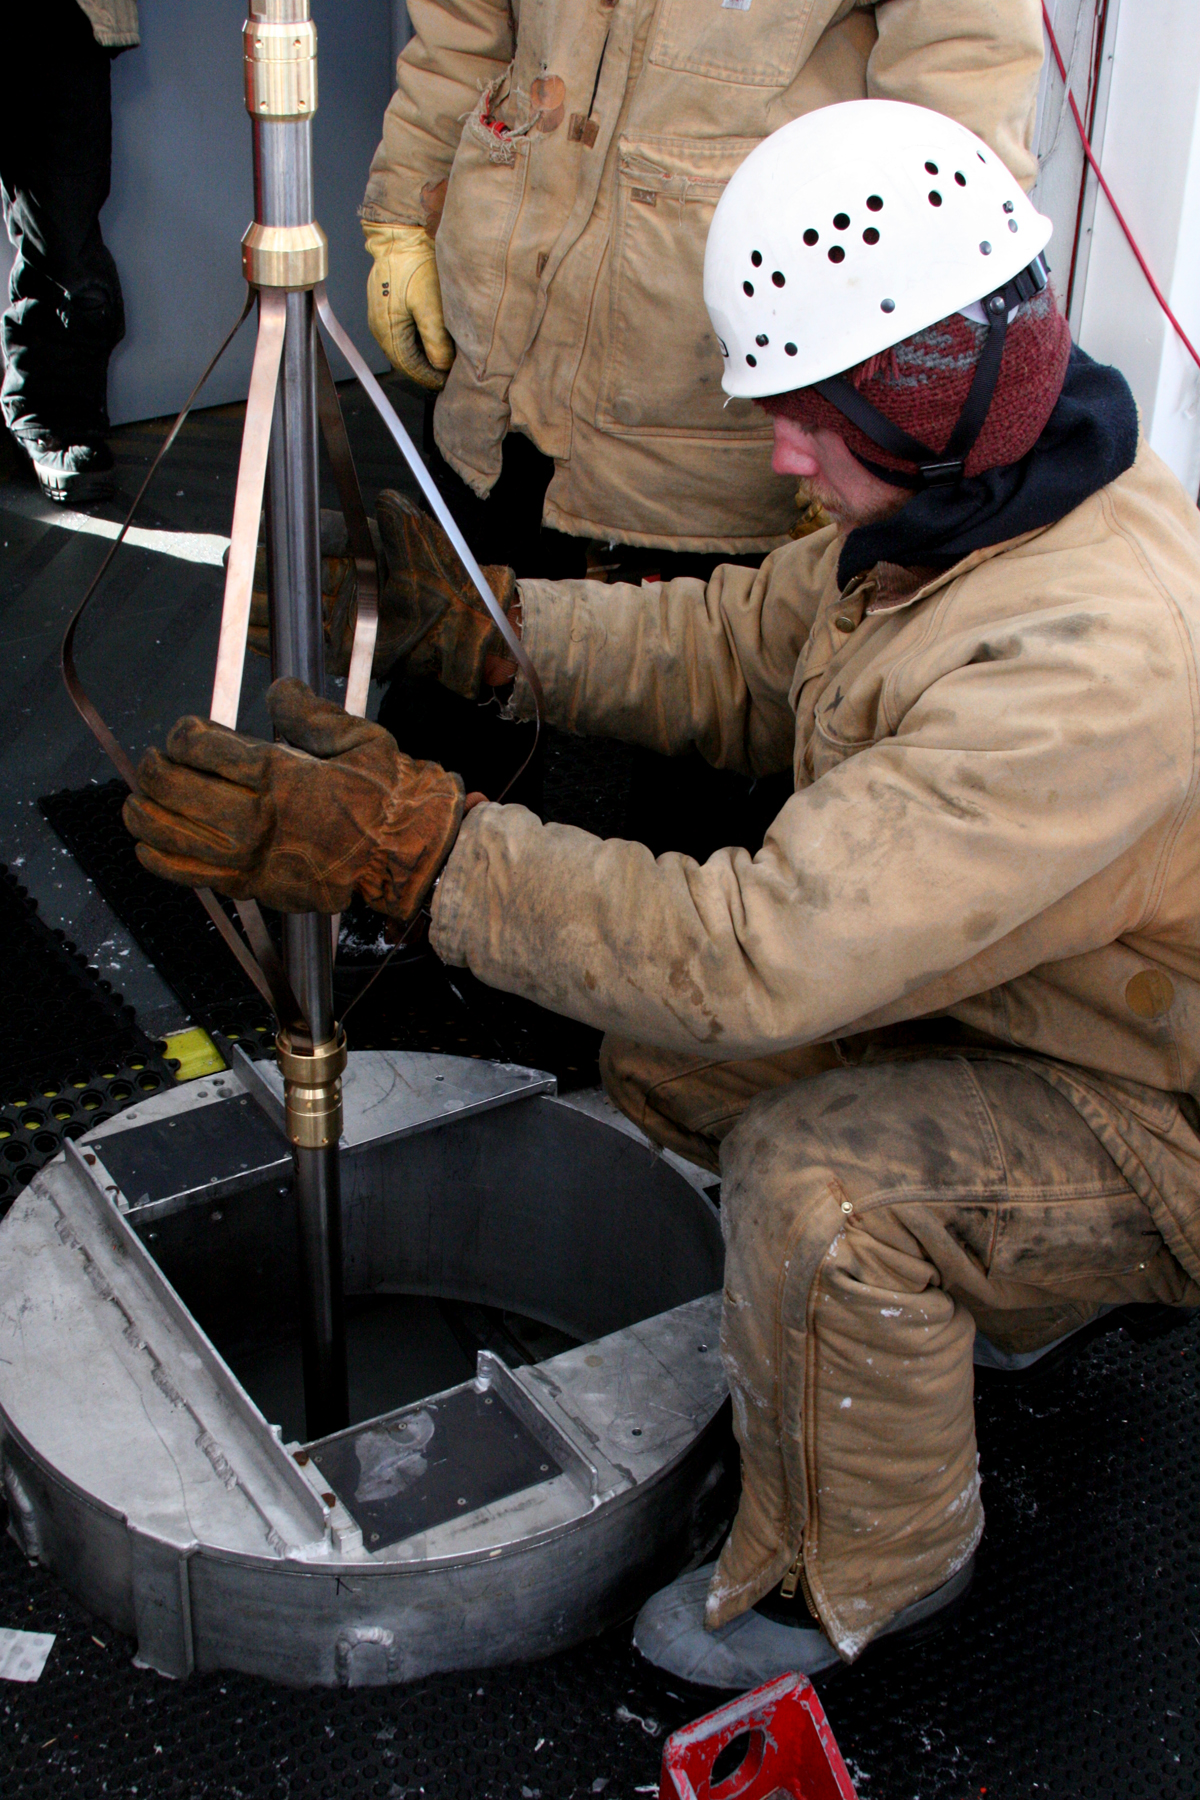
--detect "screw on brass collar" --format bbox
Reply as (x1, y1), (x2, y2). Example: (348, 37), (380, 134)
(277, 1026), (347, 1149)
(276, 1026), (347, 1084)
(244, 15), (317, 120)
(241, 221), (329, 290)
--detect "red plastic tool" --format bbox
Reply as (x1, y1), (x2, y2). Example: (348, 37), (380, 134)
(658, 1672), (858, 1800)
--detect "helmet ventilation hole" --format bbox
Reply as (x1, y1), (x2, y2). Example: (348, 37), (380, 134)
(751, 250), (763, 266)
(1008, 219), (1019, 232)
(784, 343), (797, 355)
(979, 240), (992, 255)
(771, 270), (785, 287)
(833, 212), (850, 230)
(928, 190), (942, 207)
(925, 161), (939, 175)
(955, 172), (967, 187)
(866, 195), (883, 212)
(862, 227), (880, 245)
(746, 353), (757, 367)
(1003, 201), (1015, 214)
(755, 333), (769, 346)
(743, 280), (754, 295)
(880, 298), (895, 313)
(828, 245), (845, 263)
(803, 228), (819, 246)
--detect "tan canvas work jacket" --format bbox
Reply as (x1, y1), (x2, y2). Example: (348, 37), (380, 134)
(77, 1), (139, 47)
(364, 0), (1043, 552)
(432, 441), (1200, 1280)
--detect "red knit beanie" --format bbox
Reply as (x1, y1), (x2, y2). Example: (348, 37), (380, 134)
(758, 285), (1072, 480)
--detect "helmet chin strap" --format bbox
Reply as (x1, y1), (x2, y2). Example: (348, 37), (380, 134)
(811, 255), (1050, 491)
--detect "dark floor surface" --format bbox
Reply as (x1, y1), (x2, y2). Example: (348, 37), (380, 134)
(1, 1310), (1196, 1800)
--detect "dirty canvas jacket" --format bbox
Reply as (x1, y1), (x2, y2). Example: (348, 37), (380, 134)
(431, 440), (1200, 1279)
(76, 1), (139, 48)
(363, 0), (1043, 552)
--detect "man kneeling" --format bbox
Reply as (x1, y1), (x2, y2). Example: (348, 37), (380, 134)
(125, 103), (1200, 1686)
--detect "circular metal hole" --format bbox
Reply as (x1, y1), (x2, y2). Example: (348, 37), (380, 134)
(743, 280), (754, 296)
(928, 190), (942, 207)
(925, 161), (939, 175)
(862, 227), (880, 245)
(828, 245), (845, 264)
(745, 353), (757, 366)
(980, 240), (993, 255)
(750, 250), (762, 267)
(784, 342), (797, 355)
(833, 212), (850, 230)
(866, 195), (883, 212)
(881, 297), (896, 313)
(1008, 219), (1019, 232)
(955, 171), (967, 187)
(771, 270), (785, 287)
(803, 228), (819, 246)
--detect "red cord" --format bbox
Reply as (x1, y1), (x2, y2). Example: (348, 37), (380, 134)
(1042, 2), (1200, 373)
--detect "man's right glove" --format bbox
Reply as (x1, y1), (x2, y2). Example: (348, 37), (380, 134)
(363, 222), (454, 391)
(248, 491), (520, 698)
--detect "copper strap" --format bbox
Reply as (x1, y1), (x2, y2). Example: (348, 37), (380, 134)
(60, 286), (304, 1030)
(315, 335), (380, 720)
(210, 288), (287, 729)
(313, 283), (544, 798)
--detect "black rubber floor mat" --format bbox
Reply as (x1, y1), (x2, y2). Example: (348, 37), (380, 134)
(39, 778), (603, 1088)
(0, 865), (176, 1219)
(0, 1311), (1194, 1799)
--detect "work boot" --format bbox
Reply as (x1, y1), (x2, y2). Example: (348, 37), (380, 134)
(633, 1555), (974, 1689)
(13, 430), (115, 504)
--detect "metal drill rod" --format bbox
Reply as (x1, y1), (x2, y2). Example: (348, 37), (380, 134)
(249, 0), (348, 1439)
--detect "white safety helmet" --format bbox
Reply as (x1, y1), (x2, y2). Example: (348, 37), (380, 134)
(705, 99), (1052, 397)
(703, 100), (1054, 488)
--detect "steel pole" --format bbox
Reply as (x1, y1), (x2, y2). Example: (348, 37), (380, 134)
(246, 0), (348, 1439)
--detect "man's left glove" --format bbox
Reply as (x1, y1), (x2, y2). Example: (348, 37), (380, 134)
(122, 678), (465, 922)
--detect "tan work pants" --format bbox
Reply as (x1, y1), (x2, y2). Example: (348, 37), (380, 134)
(602, 1037), (1200, 1660)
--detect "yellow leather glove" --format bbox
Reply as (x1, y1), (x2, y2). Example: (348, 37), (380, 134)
(363, 222), (454, 391)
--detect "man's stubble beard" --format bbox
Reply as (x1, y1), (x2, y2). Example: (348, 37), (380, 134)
(794, 475), (909, 533)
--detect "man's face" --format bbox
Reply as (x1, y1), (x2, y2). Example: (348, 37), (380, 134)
(771, 416), (908, 530)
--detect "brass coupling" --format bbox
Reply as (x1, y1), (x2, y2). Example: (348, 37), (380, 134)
(276, 1026), (347, 1151)
(244, 10), (317, 121)
(241, 220), (328, 290)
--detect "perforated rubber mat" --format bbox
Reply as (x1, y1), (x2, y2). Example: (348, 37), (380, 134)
(1, 1309), (1196, 1799)
(0, 865), (176, 1220)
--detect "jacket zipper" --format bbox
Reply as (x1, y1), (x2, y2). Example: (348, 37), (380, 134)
(779, 1550), (819, 1620)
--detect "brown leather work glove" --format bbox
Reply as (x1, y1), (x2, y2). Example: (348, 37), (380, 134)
(246, 497), (519, 694)
(247, 510), (383, 679)
(123, 678), (465, 922)
(374, 489), (518, 694)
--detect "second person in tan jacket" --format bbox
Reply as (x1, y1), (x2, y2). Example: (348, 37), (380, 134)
(362, 0), (1045, 558)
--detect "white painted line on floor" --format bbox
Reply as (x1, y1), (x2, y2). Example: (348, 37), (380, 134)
(0, 1627), (56, 1682)
(0, 486), (230, 567)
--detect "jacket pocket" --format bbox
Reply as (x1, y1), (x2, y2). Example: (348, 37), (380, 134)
(436, 82), (533, 379)
(649, 0), (823, 87)
(595, 136), (771, 436)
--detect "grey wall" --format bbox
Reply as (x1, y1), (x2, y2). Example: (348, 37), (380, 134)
(2, 0), (404, 425)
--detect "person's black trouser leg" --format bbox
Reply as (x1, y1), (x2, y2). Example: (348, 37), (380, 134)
(1, 3), (124, 442)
